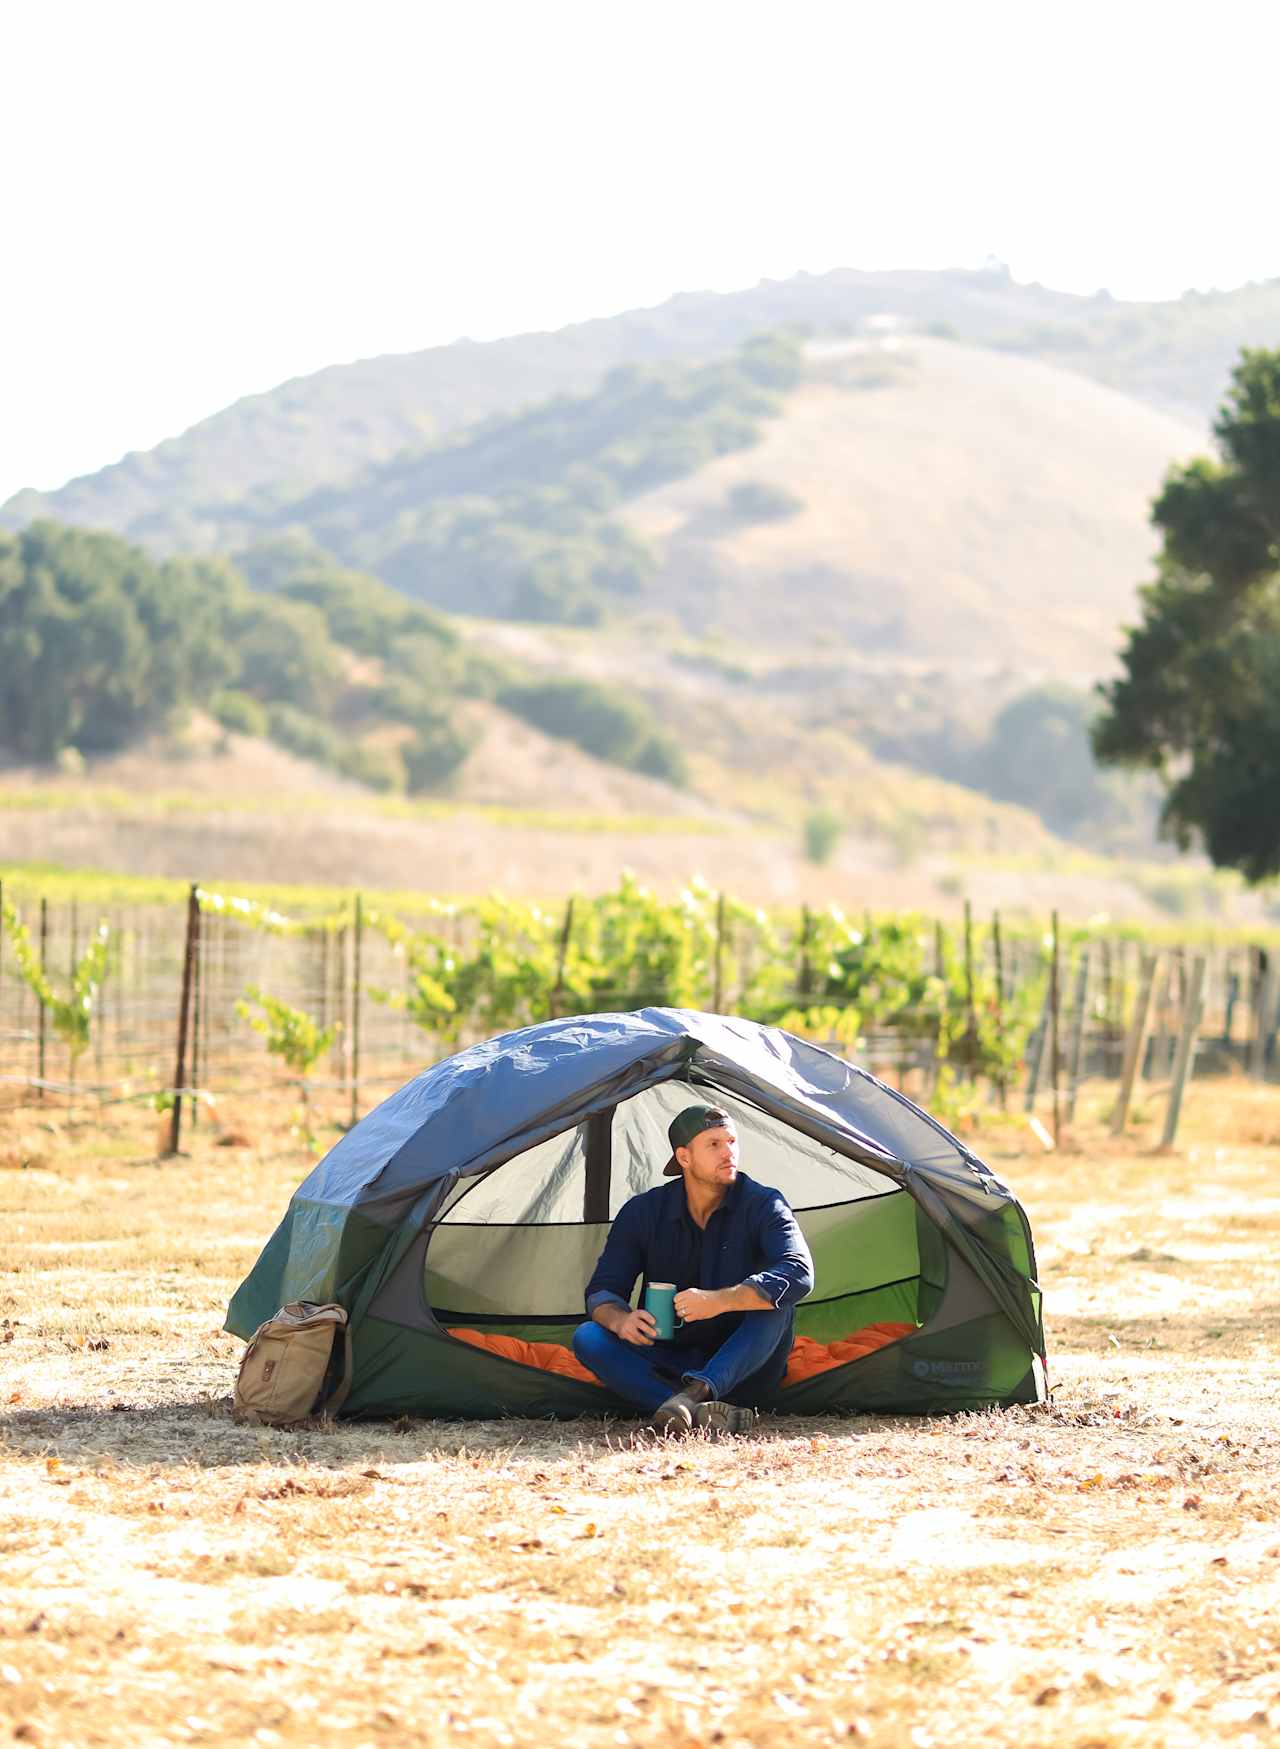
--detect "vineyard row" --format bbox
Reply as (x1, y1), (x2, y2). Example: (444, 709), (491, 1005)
(1, 876), (1277, 1149)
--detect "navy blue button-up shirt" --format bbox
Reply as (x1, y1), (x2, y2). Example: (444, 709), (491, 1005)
(584, 1173), (815, 1355)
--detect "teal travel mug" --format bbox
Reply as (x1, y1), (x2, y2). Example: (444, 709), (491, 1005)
(643, 1281), (682, 1341)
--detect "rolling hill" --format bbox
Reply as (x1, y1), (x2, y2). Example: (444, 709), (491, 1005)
(27, 332), (1191, 677)
(4, 265), (1275, 552)
(5, 264), (1266, 885)
(620, 337), (1202, 674)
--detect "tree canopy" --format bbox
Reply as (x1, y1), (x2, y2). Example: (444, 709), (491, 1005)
(0, 523), (238, 760)
(0, 519), (688, 796)
(1093, 348), (1280, 880)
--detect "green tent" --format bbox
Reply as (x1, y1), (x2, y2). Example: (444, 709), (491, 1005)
(226, 1008), (1046, 1417)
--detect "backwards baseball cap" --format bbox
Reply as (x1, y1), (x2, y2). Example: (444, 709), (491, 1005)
(663, 1103), (734, 1176)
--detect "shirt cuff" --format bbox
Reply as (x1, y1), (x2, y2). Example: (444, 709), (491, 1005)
(744, 1270), (791, 1309)
(586, 1290), (632, 1317)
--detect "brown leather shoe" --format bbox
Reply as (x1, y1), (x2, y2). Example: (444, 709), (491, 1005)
(694, 1400), (757, 1436)
(650, 1389), (703, 1435)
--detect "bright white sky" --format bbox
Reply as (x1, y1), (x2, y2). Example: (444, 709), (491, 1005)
(3, 0), (1277, 507)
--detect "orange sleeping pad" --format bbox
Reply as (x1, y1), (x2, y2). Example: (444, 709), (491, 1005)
(781, 1324), (915, 1385)
(445, 1321), (915, 1389)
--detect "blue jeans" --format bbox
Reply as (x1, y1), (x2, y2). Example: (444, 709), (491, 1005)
(572, 1310), (793, 1413)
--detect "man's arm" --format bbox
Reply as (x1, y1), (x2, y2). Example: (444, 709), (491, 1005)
(743, 1194), (815, 1309)
(584, 1198), (657, 1346)
(675, 1281), (772, 1321)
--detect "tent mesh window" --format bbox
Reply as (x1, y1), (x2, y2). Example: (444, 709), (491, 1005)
(426, 1081), (928, 1358)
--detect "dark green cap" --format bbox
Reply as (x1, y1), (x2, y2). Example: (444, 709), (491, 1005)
(664, 1103), (733, 1176)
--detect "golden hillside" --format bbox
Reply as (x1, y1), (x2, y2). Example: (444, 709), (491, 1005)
(623, 338), (1203, 675)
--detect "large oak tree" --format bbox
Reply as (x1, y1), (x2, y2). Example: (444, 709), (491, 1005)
(1094, 349), (1280, 881)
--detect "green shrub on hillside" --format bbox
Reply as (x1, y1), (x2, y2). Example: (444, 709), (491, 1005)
(334, 741), (406, 794)
(402, 720), (473, 792)
(266, 703), (338, 765)
(632, 735), (688, 786)
(803, 807), (843, 864)
(727, 480), (804, 523)
(210, 689), (268, 738)
(233, 596), (341, 711)
(499, 677), (686, 786)
(738, 331), (806, 390)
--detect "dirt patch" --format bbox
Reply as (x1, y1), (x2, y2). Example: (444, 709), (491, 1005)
(2, 1086), (1278, 1746)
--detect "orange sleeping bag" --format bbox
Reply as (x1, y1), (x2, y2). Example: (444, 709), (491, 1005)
(781, 1324), (915, 1385)
(447, 1327), (600, 1385)
(445, 1321), (915, 1389)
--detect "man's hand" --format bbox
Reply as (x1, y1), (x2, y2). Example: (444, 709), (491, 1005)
(674, 1287), (727, 1323)
(599, 1305), (659, 1346)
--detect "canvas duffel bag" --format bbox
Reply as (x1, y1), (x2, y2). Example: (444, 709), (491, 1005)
(233, 1301), (353, 1426)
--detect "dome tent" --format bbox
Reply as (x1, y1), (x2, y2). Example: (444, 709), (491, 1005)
(226, 1009), (1047, 1418)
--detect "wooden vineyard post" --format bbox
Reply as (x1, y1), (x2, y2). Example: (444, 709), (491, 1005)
(1111, 951), (1159, 1136)
(37, 897), (49, 1099)
(1249, 949), (1276, 1082)
(963, 899), (976, 1077)
(797, 905), (813, 1004)
(1100, 938), (1115, 1078)
(67, 901), (79, 1113)
(991, 909), (1006, 1106)
(94, 906), (108, 1088)
(317, 927), (329, 1038)
(189, 900), (202, 1129)
(1161, 954), (1207, 1149)
(713, 892), (726, 1014)
(550, 896), (575, 1020)
(1064, 944), (1091, 1126)
(350, 894), (364, 1130)
(200, 911), (214, 1113)
(1050, 911), (1062, 1146)
(337, 925), (349, 1109)
(166, 884), (200, 1157)
(1023, 983), (1052, 1113)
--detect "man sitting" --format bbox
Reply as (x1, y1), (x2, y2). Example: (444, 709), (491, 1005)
(572, 1103), (814, 1434)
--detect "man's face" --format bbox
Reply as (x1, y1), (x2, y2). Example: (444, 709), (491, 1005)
(678, 1121), (739, 1188)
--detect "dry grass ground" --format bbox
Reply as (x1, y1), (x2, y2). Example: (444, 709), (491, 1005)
(1, 1082), (1278, 1749)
